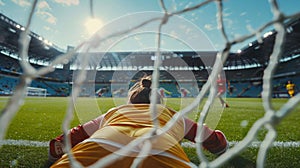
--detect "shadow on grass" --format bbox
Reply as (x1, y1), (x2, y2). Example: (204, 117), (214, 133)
(42, 160), (53, 168)
(226, 155), (256, 168)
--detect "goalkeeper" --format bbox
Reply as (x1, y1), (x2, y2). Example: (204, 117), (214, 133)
(49, 77), (228, 168)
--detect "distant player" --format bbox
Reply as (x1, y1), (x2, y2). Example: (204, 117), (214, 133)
(216, 74), (229, 108)
(286, 80), (296, 98)
(96, 87), (108, 97)
(227, 80), (234, 96)
(159, 87), (172, 98)
(180, 87), (190, 97)
(112, 88), (126, 97)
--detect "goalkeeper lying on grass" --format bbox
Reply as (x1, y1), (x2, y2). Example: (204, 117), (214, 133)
(49, 77), (228, 168)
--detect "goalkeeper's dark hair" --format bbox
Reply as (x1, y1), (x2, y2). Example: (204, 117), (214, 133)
(128, 76), (162, 104)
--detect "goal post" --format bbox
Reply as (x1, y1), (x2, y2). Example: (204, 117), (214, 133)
(26, 87), (47, 97)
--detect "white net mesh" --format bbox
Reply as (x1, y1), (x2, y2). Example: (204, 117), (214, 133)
(1, 0), (300, 167)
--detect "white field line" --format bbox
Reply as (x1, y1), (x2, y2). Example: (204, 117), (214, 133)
(181, 141), (300, 148)
(1, 139), (300, 148)
(0, 139), (48, 147)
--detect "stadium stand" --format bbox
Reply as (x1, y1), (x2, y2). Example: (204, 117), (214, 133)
(1, 12), (300, 98)
(0, 74), (18, 95)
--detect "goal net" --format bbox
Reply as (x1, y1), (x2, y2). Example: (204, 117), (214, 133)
(26, 87), (47, 97)
(1, 0), (300, 168)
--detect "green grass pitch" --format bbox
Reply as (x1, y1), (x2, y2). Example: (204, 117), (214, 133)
(0, 97), (300, 167)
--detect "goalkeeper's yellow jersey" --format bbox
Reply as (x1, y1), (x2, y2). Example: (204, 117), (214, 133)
(286, 83), (295, 91)
(51, 104), (194, 168)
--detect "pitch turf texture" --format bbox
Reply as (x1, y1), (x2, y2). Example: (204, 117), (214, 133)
(0, 97), (299, 167)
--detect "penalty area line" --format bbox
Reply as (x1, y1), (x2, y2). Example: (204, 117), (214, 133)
(0, 139), (48, 147)
(1, 139), (300, 148)
(181, 141), (300, 148)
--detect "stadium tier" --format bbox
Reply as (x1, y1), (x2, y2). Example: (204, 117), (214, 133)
(1, 13), (300, 97)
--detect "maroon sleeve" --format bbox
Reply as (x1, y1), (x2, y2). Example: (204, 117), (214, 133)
(183, 118), (215, 143)
(183, 118), (198, 142)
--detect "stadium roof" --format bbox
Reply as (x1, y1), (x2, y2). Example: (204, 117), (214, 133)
(227, 16), (300, 68)
(1, 13), (300, 70)
(0, 13), (64, 63)
(75, 51), (217, 71)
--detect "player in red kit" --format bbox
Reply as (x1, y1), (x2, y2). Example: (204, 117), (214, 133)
(216, 74), (229, 108)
